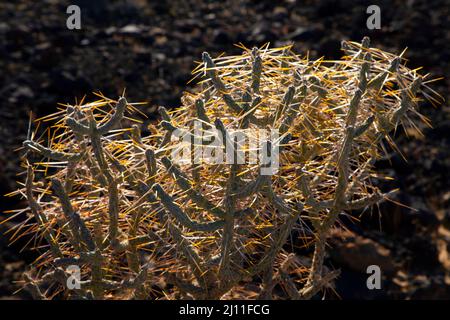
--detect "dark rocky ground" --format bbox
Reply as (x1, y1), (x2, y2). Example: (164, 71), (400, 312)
(1, 0), (449, 299)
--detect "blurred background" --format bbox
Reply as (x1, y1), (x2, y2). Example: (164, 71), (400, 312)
(0, 0), (449, 299)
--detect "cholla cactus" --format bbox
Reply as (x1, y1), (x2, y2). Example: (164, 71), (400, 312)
(8, 37), (438, 300)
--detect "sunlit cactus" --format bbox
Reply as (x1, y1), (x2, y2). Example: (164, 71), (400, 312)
(7, 37), (438, 300)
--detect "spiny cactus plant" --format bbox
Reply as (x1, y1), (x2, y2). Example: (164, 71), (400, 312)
(7, 37), (439, 300)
